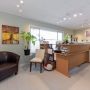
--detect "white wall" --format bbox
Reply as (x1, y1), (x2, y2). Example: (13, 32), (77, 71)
(0, 12), (30, 65)
(74, 28), (90, 43)
(0, 12), (74, 66)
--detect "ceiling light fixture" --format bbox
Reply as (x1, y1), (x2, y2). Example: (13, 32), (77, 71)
(79, 13), (83, 16)
(73, 14), (77, 18)
(63, 17), (67, 21)
(20, 0), (24, 4)
(68, 17), (71, 20)
(17, 4), (20, 8)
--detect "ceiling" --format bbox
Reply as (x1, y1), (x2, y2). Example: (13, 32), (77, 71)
(0, 0), (90, 30)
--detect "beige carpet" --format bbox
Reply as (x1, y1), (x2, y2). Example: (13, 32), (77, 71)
(0, 63), (90, 90)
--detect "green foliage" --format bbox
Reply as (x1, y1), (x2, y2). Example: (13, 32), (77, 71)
(63, 33), (70, 41)
(21, 31), (36, 49)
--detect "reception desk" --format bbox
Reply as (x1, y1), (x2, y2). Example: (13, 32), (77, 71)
(56, 44), (90, 77)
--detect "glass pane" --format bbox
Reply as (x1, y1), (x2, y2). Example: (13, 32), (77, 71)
(40, 30), (57, 40)
(30, 40), (40, 53)
(31, 28), (40, 53)
(45, 40), (57, 44)
(31, 28), (39, 40)
(58, 32), (63, 41)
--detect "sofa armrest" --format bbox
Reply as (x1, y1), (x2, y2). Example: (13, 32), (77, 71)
(7, 52), (20, 64)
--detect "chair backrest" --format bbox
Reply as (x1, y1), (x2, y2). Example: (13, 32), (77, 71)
(35, 49), (45, 60)
(48, 48), (53, 54)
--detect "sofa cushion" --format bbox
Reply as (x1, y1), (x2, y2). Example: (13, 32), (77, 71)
(0, 63), (17, 72)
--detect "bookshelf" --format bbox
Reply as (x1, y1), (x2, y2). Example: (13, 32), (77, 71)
(40, 44), (56, 70)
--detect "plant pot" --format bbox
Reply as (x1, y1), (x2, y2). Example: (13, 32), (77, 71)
(24, 49), (30, 55)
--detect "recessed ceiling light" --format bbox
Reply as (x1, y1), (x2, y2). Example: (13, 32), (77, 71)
(63, 17), (67, 21)
(19, 9), (23, 13)
(17, 4), (20, 8)
(73, 14), (77, 18)
(79, 13), (83, 16)
(20, 0), (24, 4)
(68, 17), (71, 20)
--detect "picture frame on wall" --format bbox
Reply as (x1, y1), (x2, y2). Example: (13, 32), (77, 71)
(2, 25), (19, 44)
(86, 30), (90, 37)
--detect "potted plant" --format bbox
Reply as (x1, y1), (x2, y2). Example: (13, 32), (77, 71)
(21, 31), (36, 55)
(63, 33), (70, 44)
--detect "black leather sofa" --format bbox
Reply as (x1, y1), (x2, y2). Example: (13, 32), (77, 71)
(0, 51), (20, 81)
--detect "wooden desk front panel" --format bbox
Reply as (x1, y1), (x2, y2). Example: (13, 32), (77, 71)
(56, 51), (89, 77)
(69, 51), (89, 69)
(56, 54), (69, 77)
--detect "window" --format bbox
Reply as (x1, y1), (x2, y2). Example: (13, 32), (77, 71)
(30, 28), (40, 53)
(30, 27), (63, 53)
(31, 28), (39, 40)
(58, 32), (63, 41)
(40, 30), (57, 44)
(40, 30), (57, 40)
